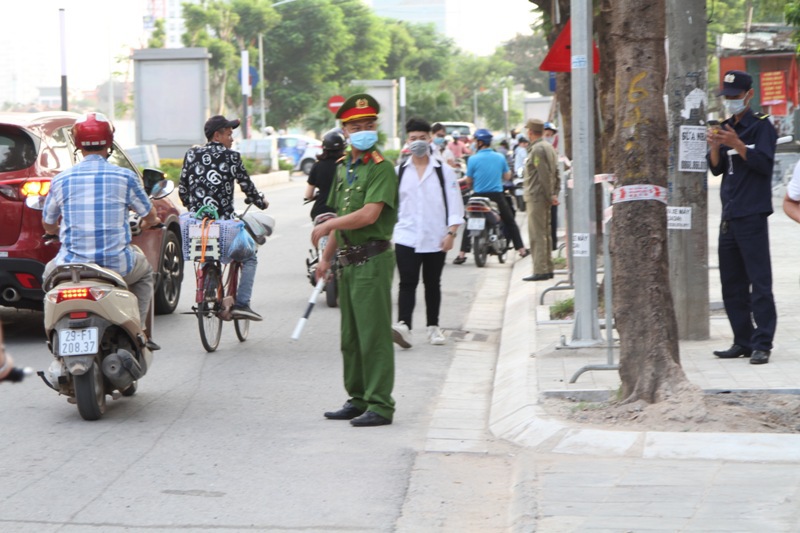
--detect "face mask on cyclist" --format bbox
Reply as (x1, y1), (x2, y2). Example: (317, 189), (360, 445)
(433, 136), (445, 146)
(349, 130), (378, 151)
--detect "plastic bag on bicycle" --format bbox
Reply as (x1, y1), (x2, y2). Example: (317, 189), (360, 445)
(227, 222), (257, 262)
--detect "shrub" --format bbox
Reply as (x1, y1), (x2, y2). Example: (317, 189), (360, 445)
(157, 159), (184, 184)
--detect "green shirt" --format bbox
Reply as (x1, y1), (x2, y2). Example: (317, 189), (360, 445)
(328, 148), (398, 247)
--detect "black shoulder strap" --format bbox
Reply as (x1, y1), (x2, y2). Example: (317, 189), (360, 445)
(398, 161), (449, 226)
(435, 164), (448, 226)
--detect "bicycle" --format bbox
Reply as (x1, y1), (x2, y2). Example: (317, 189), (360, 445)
(187, 203), (273, 352)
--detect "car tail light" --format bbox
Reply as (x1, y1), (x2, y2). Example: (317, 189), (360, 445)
(14, 273), (41, 289)
(0, 179), (51, 201)
(20, 180), (50, 197)
(0, 184), (19, 200)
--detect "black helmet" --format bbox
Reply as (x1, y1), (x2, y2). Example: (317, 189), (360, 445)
(322, 129), (346, 151)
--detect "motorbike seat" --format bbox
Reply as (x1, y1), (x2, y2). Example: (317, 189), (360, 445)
(44, 263), (128, 292)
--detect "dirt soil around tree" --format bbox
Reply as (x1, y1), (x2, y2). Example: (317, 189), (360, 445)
(540, 389), (800, 434)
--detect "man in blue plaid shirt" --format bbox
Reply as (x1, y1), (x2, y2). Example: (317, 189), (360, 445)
(42, 113), (162, 350)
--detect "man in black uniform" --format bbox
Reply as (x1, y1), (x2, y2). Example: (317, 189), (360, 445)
(707, 70), (778, 365)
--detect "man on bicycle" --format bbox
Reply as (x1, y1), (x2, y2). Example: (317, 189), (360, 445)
(179, 115), (269, 321)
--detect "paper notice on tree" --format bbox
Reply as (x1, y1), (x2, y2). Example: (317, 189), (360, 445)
(678, 125), (708, 173)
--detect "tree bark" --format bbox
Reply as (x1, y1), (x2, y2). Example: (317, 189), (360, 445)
(608, 0), (691, 403)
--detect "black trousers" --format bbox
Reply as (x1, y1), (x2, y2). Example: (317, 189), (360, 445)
(718, 214), (776, 351)
(395, 243), (446, 330)
(460, 191), (525, 253)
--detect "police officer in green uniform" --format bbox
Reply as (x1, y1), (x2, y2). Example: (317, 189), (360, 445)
(312, 93), (398, 427)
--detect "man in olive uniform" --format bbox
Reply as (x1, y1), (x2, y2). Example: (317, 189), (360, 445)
(312, 93), (398, 427)
(523, 118), (560, 281)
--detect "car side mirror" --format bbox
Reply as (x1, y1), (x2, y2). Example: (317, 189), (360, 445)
(150, 179), (174, 200)
(143, 168), (166, 194)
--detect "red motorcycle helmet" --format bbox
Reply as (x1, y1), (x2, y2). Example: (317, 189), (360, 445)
(72, 112), (114, 150)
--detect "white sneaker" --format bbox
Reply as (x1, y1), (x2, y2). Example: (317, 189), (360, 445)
(427, 325), (446, 345)
(392, 322), (412, 348)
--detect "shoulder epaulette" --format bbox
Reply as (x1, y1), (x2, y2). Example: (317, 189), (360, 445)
(755, 112), (770, 120)
(371, 151), (384, 164)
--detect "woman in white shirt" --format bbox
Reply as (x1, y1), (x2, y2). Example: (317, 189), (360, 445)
(391, 118), (464, 348)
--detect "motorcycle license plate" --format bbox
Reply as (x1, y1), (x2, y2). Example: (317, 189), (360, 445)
(515, 188), (523, 196)
(467, 217), (485, 231)
(59, 328), (99, 356)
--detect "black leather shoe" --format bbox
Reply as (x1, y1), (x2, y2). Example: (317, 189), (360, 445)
(750, 350), (771, 365)
(350, 411), (392, 427)
(324, 402), (364, 420)
(713, 344), (751, 358)
(522, 273), (552, 282)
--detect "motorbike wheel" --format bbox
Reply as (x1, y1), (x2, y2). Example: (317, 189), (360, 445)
(74, 361), (106, 421)
(498, 237), (507, 264)
(154, 231), (183, 315)
(473, 234), (488, 268)
(234, 318), (249, 342)
(325, 276), (338, 308)
(198, 268), (222, 352)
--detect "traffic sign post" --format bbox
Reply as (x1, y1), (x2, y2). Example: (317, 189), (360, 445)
(327, 95), (345, 114)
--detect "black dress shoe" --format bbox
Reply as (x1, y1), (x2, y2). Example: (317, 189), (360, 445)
(324, 402), (364, 420)
(350, 411), (392, 427)
(522, 273), (552, 282)
(750, 350), (771, 365)
(713, 344), (751, 358)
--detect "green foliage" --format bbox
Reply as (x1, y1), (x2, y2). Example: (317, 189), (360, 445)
(278, 158), (295, 172)
(381, 149), (400, 166)
(242, 156), (271, 175)
(156, 159), (184, 184)
(550, 297), (574, 320)
(182, 0), (540, 133)
(147, 19), (166, 48)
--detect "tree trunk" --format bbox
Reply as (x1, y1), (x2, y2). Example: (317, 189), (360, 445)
(608, 0), (692, 403)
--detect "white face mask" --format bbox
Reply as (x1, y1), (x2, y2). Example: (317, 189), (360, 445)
(724, 96), (747, 116)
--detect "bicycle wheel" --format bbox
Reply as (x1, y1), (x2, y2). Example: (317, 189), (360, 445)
(234, 318), (249, 341)
(198, 266), (222, 352)
(227, 262), (249, 342)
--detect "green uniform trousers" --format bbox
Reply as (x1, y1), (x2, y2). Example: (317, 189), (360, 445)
(338, 249), (396, 420)
(524, 195), (553, 275)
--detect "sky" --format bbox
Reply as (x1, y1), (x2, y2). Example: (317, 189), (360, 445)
(0, 0), (535, 104)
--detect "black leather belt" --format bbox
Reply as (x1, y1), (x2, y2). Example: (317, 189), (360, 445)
(337, 240), (391, 267)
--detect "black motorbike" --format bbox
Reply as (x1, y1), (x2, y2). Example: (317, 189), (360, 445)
(464, 196), (508, 267)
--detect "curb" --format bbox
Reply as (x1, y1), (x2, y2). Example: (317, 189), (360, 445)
(489, 252), (800, 463)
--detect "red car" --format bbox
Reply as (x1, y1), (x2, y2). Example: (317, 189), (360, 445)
(0, 112), (184, 314)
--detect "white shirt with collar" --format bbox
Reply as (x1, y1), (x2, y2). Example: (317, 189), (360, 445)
(394, 157), (464, 253)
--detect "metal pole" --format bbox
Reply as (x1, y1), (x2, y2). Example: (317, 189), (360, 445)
(666, 0), (709, 340)
(241, 50), (249, 139)
(502, 87), (509, 139)
(59, 8), (68, 111)
(473, 90), (478, 125)
(399, 76), (406, 131)
(569, 0), (601, 345)
(259, 33), (266, 132)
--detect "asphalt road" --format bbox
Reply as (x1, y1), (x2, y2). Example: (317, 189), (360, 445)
(0, 175), (516, 532)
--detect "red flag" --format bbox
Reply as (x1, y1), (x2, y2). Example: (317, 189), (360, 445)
(539, 19), (600, 74)
(789, 56), (799, 107)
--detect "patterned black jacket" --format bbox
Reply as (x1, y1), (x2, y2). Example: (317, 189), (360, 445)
(179, 142), (266, 219)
